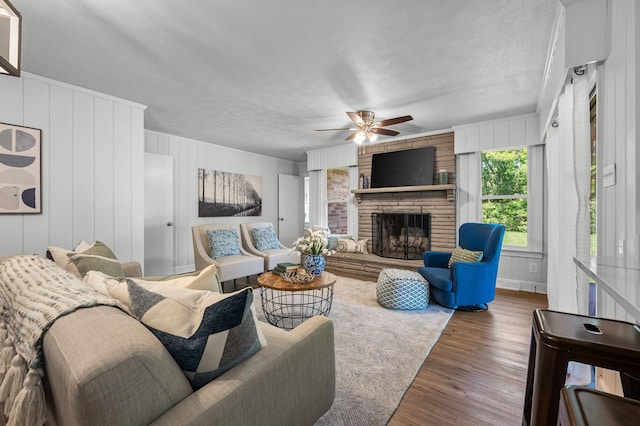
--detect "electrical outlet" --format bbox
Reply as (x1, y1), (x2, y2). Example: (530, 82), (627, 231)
(528, 262), (538, 273)
(618, 239), (625, 257)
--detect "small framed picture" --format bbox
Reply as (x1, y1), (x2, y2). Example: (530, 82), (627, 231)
(0, 122), (42, 213)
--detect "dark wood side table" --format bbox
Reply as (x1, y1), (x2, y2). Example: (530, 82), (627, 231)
(257, 271), (337, 330)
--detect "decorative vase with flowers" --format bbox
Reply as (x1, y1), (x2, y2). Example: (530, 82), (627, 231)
(291, 229), (334, 276)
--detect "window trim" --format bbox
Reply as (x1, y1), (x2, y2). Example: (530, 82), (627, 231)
(478, 146), (543, 252)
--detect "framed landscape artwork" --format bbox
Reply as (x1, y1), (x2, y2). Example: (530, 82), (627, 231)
(0, 123), (42, 214)
(198, 168), (263, 217)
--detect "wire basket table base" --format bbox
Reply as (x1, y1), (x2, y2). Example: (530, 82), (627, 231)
(260, 286), (334, 330)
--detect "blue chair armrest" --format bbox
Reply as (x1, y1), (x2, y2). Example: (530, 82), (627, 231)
(423, 251), (452, 268)
(450, 261), (492, 290)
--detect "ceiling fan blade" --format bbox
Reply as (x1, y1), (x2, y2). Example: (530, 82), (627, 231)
(346, 111), (365, 127)
(315, 128), (352, 131)
(345, 132), (359, 141)
(370, 128), (400, 136)
(376, 115), (413, 127)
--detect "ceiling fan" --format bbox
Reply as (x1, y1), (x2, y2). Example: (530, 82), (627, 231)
(316, 111), (413, 144)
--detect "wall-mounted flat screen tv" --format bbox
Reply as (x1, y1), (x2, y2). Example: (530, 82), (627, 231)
(370, 146), (435, 188)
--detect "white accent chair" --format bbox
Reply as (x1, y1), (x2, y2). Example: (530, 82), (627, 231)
(191, 223), (264, 283)
(240, 222), (300, 271)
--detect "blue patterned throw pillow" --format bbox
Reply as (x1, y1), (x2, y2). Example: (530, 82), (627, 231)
(207, 229), (242, 259)
(104, 280), (266, 390)
(252, 227), (280, 251)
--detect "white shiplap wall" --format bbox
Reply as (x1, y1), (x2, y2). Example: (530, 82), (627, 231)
(144, 130), (297, 272)
(0, 73), (145, 264)
(594, 0), (640, 322)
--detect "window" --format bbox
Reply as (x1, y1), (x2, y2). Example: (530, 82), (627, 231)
(481, 148), (528, 247)
(326, 168), (349, 234)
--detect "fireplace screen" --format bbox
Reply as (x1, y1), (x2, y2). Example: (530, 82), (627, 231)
(372, 213), (431, 260)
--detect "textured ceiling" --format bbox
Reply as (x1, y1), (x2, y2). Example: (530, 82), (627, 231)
(12, 0), (558, 162)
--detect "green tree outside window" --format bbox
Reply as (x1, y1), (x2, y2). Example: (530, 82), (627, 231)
(481, 148), (528, 247)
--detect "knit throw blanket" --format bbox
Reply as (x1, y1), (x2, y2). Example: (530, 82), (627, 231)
(0, 255), (125, 426)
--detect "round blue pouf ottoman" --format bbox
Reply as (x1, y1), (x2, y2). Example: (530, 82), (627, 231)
(376, 268), (429, 310)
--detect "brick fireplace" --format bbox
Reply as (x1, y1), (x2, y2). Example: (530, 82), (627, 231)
(324, 132), (456, 279)
(355, 132), (456, 253)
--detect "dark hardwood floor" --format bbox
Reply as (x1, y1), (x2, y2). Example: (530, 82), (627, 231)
(389, 288), (547, 426)
(234, 274), (548, 426)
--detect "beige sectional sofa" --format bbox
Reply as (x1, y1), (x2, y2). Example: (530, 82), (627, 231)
(44, 307), (335, 425)
(34, 261), (336, 425)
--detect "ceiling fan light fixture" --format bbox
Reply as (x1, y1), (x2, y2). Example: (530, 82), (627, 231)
(316, 110), (413, 146)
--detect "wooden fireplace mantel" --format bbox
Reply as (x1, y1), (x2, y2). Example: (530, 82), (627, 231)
(351, 184), (455, 202)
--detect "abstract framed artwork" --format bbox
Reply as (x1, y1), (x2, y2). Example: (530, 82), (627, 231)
(0, 122), (41, 213)
(198, 168), (262, 217)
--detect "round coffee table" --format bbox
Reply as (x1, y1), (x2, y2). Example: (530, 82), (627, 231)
(257, 271), (337, 330)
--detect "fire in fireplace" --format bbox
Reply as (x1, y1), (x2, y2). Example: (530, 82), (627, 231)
(372, 213), (431, 260)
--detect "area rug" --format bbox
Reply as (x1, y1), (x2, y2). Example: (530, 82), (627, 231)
(255, 276), (453, 425)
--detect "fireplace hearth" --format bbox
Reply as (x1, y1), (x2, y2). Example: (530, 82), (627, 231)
(372, 213), (431, 260)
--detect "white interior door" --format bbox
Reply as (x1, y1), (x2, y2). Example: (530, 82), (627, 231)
(144, 153), (174, 276)
(278, 174), (304, 247)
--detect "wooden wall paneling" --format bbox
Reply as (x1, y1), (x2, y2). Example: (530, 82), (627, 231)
(48, 85), (74, 249)
(94, 98), (115, 248)
(22, 77), (50, 255)
(623, 0), (638, 260)
(479, 123), (494, 150)
(495, 120), (509, 148)
(113, 103), (133, 261)
(176, 139), (190, 267)
(0, 76), (24, 254)
(145, 132), (158, 153)
(130, 107), (145, 266)
(466, 126), (480, 153)
(509, 117), (526, 147)
(613, 3), (627, 259)
(0, 75), (23, 123)
(157, 133), (170, 156)
(526, 114), (540, 145)
(167, 137), (182, 266)
(529, 145), (545, 252)
(453, 127), (466, 154)
(72, 91), (96, 243)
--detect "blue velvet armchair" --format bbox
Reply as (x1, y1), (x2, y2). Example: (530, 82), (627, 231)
(417, 222), (506, 311)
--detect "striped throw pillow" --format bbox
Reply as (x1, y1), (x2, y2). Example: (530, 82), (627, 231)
(447, 246), (483, 268)
(67, 241), (124, 277)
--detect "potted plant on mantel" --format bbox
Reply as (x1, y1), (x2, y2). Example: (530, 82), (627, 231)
(291, 229), (334, 276)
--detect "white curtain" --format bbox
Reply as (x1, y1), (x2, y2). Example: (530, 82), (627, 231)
(545, 66), (593, 385)
(546, 67), (591, 314)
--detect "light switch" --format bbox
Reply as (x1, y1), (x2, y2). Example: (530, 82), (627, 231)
(603, 163), (616, 188)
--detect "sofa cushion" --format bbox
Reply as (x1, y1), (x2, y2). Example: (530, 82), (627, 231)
(105, 281), (266, 390)
(68, 241), (125, 277)
(447, 246), (483, 268)
(207, 229), (242, 259)
(252, 226), (280, 251)
(418, 266), (453, 292)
